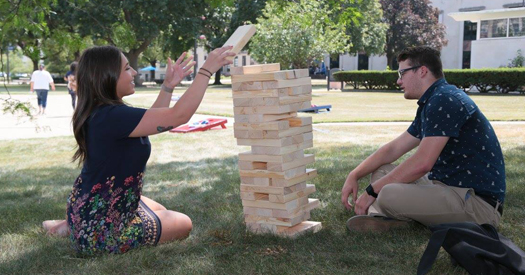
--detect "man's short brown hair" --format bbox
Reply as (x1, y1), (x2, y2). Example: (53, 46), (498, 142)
(397, 46), (443, 79)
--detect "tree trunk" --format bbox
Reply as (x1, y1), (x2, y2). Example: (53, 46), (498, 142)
(127, 50), (142, 86)
(213, 67), (222, 85)
(149, 60), (156, 82)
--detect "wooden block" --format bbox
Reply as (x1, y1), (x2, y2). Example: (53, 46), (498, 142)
(230, 63), (280, 76)
(240, 182), (306, 196)
(278, 85), (312, 96)
(240, 177), (271, 186)
(231, 69), (309, 83)
(236, 125), (311, 140)
(271, 198), (320, 218)
(233, 95), (311, 107)
(286, 117), (312, 127)
(251, 139), (313, 155)
(238, 150), (304, 163)
(267, 154), (315, 172)
(244, 211), (309, 227)
(238, 160), (267, 170)
(269, 184), (316, 203)
(222, 25), (256, 61)
(274, 221), (322, 238)
(237, 132), (312, 147)
(241, 195), (308, 211)
(232, 89), (280, 99)
(243, 197), (318, 218)
(233, 101), (310, 115)
(234, 120), (290, 131)
(232, 77), (312, 91)
(239, 165), (306, 180)
(240, 192), (269, 201)
(240, 184), (286, 195)
(234, 112), (296, 123)
(272, 169), (317, 188)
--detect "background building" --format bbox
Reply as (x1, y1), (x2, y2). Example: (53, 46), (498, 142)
(336, 0), (525, 71)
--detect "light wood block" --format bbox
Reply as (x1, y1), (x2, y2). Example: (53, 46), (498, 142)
(275, 221), (322, 238)
(232, 77), (312, 91)
(222, 25), (256, 61)
(267, 154), (315, 172)
(286, 117), (312, 127)
(271, 198), (320, 218)
(233, 94), (311, 107)
(240, 177), (271, 186)
(269, 184), (316, 203)
(239, 165), (306, 180)
(234, 120), (290, 131)
(243, 198), (319, 219)
(238, 150), (304, 163)
(234, 112), (296, 123)
(233, 101), (310, 115)
(241, 195), (308, 211)
(251, 139), (313, 155)
(230, 63), (280, 76)
(240, 192), (269, 201)
(231, 69), (309, 83)
(240, 182), (306, 195)
(244, 211), (310, 227)
(238, 160), (267, 170)
(237, 132), (312, 147)
(231, 85), (311, 98)
(271, 169), (317, 188)
(235, 125), (311, 140)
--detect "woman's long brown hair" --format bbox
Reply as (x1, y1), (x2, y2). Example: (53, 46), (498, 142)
(72, 46), (124, 165)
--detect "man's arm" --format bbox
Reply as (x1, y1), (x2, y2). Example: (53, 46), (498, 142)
(341, 131), (420, 210)
(353, 135), (449, 215)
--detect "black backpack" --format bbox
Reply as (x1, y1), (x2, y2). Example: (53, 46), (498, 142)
(417, 222), (525, 275)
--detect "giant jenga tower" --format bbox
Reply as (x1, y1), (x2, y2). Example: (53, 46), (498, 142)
(231, 64), (322, 237)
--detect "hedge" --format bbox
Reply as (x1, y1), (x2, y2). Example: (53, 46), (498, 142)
(333, 68), (525, 93)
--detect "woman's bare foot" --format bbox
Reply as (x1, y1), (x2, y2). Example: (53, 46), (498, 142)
(42, 220), (69, 237)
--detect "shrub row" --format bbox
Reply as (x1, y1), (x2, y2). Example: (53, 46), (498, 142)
(333, 68), (525, 93)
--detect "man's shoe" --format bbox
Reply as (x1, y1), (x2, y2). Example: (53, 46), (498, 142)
(346, 215), (412, 232)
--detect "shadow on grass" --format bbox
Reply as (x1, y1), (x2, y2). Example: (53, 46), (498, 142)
(1, 144), (523, 274)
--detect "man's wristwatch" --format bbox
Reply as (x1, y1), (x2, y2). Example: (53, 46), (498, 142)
(365, 184), (378, 198)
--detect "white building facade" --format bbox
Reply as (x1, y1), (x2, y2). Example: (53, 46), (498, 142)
(335, 0), (525, 71)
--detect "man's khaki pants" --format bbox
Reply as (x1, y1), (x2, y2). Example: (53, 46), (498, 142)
(368, 164), (501, 227)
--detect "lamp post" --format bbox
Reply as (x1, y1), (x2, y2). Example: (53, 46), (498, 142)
(193, 34), (206, 79)
(6, 45), (14, 84)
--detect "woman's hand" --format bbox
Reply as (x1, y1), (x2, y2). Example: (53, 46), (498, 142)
(200, 46), (236, 73)
(163, 52), (195, 89)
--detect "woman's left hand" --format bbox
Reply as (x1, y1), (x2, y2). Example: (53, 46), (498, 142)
(163, 52), (195, 89)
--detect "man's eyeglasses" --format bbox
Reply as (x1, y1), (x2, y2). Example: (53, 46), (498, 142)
(397, 66), (422, 79)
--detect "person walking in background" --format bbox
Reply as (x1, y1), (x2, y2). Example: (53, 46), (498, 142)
(30, 64), (56, 115)
(64, 62), (78, 109)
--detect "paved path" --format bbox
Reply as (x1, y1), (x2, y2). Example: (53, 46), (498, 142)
(1, 93), (524, 140)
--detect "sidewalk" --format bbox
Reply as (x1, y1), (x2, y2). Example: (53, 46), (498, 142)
(0, 93), (232, 140)
(2, 93), (524, 140)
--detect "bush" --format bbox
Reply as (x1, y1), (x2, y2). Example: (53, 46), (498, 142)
(334, 68), (525, 93)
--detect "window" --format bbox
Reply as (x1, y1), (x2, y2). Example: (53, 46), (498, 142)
(242, 56), (246, 66)
(509, 17), (525, 37)
(234, 57), (238, 67)
(480, 19), (508, 38)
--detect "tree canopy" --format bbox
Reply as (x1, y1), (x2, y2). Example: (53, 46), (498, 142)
(380, 0), (447, 69)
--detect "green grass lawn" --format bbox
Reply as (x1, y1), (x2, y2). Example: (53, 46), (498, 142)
(124, 85), (525, 123)
(1, 124), (524, 274)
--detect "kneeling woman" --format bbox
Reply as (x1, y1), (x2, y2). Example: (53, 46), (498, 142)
(44, 45), (234, 254)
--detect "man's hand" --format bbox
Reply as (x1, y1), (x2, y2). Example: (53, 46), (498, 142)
(341, 173), (359, 211)
(354, 192), (376, 215)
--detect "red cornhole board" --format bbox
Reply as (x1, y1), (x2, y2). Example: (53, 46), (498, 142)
(169, 118), (227, 133)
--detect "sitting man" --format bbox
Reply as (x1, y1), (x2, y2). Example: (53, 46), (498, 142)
(341, 46), (505, 231)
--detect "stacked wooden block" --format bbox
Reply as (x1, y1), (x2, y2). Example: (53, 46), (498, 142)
(231, 63), (322, 237)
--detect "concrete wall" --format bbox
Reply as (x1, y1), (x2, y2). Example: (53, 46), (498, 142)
(471, 37), (525, 68)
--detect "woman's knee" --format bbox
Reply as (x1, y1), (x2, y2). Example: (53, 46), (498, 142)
(156, 211), (192, 243)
